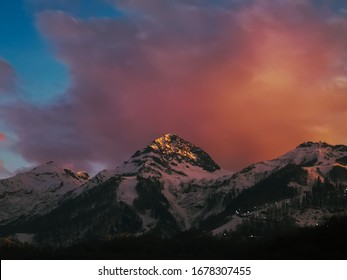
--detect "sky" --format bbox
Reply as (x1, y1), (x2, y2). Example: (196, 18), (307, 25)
(1, 0), (347, 177)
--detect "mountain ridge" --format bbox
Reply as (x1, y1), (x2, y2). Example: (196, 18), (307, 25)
(1, 136), (347, 246)
(0, 161), (90, 226)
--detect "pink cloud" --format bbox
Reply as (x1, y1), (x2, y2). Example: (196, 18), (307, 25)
(3, 0), (347, 172)
(0, 133), (6, 142)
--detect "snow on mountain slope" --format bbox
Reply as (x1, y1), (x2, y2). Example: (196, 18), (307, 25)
(0, 161), (89, 225)
(73, 134), (228, 230)
(5, 136), (347, 245)
(220, 141), (347, 192)
(69, 168), (118, 197)
(209, 142), (347, 235)
(8, 134), (233, 244)
(113, 134), (233, 230)
(116, 134), (225, 177)
(117, 176), (138, 205)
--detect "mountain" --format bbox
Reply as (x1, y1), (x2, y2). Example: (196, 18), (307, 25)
(210, 141), (347, 234)
(1, 138), (347, 247)
(112, 133), (232, 230)
(218, 141), (347, 191)
(0, 161), (89, 226)
(0, 134), (232, 246)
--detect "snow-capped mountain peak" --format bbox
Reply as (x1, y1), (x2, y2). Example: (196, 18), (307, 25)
(114, 133), (223, 181)
(0, 161), (90, 226)
(134, 134), (220, 171)
(29, 161), (90, 182)
(280, 141), (347, 167)
(150, 134), (199, 162)
(296, 141), (337, 149)
(222, 141), (347, 192)
(31, 161), (61, 173)
(109, 134), (231, 231)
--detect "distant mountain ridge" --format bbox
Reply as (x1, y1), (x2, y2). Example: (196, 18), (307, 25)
(0, 161), (89, 227)
(1, 136), (347, 246)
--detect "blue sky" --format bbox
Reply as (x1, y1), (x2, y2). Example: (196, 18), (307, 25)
(0, 0), (70, 174)
(0, 0), (124, 104)
(0, 0), (123, 175)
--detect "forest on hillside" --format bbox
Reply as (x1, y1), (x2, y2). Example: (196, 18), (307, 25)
(1, 216), (347, 260)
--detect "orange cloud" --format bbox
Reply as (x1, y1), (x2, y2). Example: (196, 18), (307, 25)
(0, 133), (6, 142)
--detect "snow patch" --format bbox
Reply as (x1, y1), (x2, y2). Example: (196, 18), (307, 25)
(211, 215), (244, 235)
(117, 176), (138, 206)
(12, 233), (35, 244)
(139, 210), (157, 230)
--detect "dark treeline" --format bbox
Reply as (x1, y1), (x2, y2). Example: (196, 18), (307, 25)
(1, 216), (347, 260)
(302, 177), (347, 209)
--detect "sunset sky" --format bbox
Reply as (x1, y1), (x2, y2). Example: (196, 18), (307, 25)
(1, 0), (347, 177)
